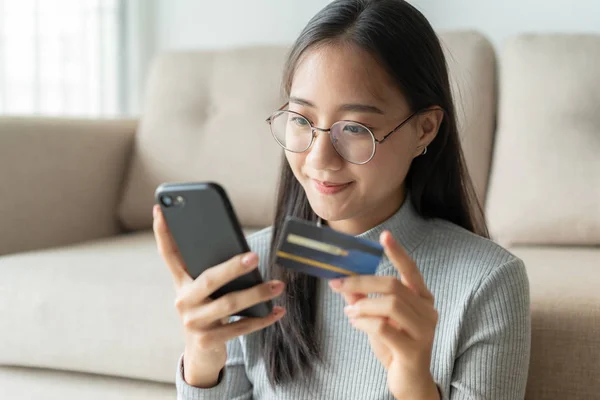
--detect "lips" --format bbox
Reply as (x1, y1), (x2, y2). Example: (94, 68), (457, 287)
(312, 179), (353, 195)
(316, 180), (351, 187)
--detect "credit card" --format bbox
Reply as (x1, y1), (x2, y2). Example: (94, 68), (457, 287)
(275, 216), (384, 279)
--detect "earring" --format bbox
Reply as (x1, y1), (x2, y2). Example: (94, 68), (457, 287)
(421, 146), (428, 156)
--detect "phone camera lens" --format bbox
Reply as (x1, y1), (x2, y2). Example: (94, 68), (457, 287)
(161, 195), (173, 207)
(175, 196), (186, 207)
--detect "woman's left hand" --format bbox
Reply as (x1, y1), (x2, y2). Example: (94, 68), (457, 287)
(329, 230), (440, 400)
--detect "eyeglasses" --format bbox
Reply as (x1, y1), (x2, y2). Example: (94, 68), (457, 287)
(266, 103), (423, 165)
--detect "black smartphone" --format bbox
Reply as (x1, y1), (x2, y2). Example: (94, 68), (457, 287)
(155, 181), (273, 318)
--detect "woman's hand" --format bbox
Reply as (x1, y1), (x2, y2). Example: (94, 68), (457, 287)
(329, 230), (440, 400)
(152, 205), (286, 388)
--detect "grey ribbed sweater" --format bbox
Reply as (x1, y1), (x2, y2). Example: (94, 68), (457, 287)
(176, 198), (531, 399)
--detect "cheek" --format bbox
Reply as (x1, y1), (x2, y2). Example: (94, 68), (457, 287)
(377, 130), (417, 166)
(285, 152), (304, 179)
(362, 141), (414, 188)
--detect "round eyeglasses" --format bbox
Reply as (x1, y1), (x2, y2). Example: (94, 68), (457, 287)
(266, 104), (422, 165)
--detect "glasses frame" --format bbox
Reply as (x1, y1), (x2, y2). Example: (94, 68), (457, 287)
(266, 103), (425, 165)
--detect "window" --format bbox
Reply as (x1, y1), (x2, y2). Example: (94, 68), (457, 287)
(0, 0), (123, 117)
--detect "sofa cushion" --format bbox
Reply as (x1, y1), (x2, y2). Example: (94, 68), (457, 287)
(509, 246), (600, 400)
(117, 48), (288, 231)
(0, 232), (182, 383)
(439, 31), (497, 205)
(0, 366), (174, 400)
(0, 227), (262, 384)
(486, 34), (600, 246)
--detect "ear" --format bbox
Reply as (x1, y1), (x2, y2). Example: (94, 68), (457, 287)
(413, 107), (444, 158)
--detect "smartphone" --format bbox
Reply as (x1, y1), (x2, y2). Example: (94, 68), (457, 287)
(155, 182), (273, 318)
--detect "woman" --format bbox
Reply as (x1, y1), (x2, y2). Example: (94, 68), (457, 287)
(153, 0), (531, 398)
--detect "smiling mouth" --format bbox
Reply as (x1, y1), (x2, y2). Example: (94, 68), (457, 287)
(312, 179), (354, 195)
(313, 179), (352, 186)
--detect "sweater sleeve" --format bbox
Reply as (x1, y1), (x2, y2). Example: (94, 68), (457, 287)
(176, 336), (252, 400)
(446, 257), (531, 399)
(175, 229), (270, 399)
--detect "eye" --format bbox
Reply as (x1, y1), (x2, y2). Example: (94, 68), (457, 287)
(343, 123), (370, 135)
(290, 117), (310, 127)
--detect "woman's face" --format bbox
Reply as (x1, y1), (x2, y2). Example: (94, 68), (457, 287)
(286, 43), (439, 234)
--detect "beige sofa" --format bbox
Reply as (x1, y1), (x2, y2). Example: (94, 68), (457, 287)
(0, 31), (598, 400)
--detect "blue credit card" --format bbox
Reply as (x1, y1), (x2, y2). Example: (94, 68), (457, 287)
(275, 216), (384, 279)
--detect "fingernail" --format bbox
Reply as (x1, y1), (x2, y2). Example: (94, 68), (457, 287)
(272, 306), (285, 316)
(270, 281), (284, 292)
(349, 318), (357, 325)
(241, 253), (257, 267)
(153, 205), (158, 218)
(344, 305), (358, 316)
(329, 278), (343, 289)
(380, 231), (388, 243)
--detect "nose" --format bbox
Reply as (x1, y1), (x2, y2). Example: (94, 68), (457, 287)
(305, 127), (344, 171)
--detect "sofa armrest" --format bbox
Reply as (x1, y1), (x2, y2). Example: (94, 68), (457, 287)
(0, 117), (137, 256)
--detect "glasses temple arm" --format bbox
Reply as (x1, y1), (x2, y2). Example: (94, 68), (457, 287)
(266, 102), (290, 123)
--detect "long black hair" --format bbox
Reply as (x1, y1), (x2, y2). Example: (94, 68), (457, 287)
(260, 0), (488, 387)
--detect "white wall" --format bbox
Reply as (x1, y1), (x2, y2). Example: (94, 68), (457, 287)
(155, 0), (332, 51)
(411, 0), (600, 50)
(155, 0), (600, 52)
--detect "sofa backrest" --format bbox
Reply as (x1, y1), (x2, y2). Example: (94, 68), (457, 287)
(117, 31), (498, 230)
(440, 31), (497, 206)
(118, 48), (287, 230)
(486, 34), (600, 246)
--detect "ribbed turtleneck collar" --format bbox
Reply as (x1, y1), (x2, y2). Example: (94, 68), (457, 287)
(356, 195), (431, 256)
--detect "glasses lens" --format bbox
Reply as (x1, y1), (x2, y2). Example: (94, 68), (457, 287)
(330, 121), (375, 164)
(270, 111), (312, 152)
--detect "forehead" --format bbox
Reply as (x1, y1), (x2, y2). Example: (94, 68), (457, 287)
(290, 43), (406, 107)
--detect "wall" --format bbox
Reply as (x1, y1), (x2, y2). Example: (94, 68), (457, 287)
(411, 0), (600, 50)
(155, 0), (600, 52)
(155, 0), (333, 51)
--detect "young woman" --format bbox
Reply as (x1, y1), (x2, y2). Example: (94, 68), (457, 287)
(153, 0), (531, 398)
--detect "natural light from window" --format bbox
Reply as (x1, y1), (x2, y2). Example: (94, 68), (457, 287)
(0, 0), (122, 117)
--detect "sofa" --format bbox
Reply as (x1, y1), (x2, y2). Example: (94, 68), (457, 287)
(0, 31), (598, 400)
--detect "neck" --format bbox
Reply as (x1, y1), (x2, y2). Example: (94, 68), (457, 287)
(326, 186), (407, 236)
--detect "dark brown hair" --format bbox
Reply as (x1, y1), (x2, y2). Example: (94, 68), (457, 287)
(260, 0), (488, 387)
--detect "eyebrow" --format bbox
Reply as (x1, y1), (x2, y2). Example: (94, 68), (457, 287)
(289, 96), (385, 115)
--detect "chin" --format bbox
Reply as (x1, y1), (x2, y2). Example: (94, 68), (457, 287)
(296, 174), (360, 220)
(305, 193), (356, 222)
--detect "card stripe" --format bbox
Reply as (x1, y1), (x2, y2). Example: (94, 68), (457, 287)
(286, 234), (349, 256)
(283, 216), (384, 256)
(276, 251), (357, 276)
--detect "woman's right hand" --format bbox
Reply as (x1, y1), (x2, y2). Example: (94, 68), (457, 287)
(152, 205), (286, 388)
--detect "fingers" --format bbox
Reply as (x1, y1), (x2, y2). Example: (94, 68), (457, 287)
(178, 251), (261, 308)
(344, 295), (433, 339)
(153, 205), (192, 287)
(380, 231), (433, 301)
(341, 292), (365, 306)
(349, 316), (413, 353)
(329, 274), (413, 298)
(193, 307), (286, 349)
(181, 280), (285, 329)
